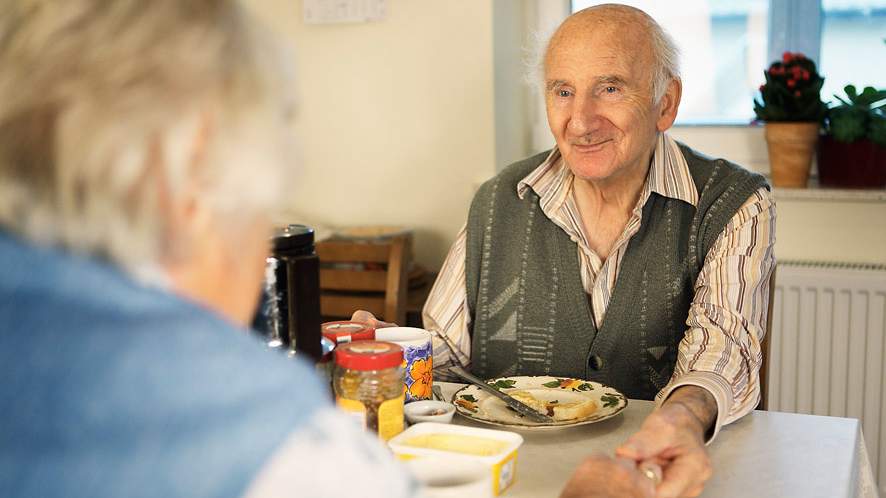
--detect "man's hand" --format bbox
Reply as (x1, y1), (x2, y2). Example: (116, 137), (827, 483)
(349, 310), (397, 329)
(559, 455), (656, 498)
(615, 386), (716, 498)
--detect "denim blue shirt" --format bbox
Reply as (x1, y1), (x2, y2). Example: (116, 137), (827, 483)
(0, 231), (413, 498)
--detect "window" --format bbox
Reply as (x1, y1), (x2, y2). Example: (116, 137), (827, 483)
(819, 1), (886, 103)
(569, 0), (886, 125)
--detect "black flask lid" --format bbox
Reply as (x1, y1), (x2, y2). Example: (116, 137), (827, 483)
(272, 224), (315, 255)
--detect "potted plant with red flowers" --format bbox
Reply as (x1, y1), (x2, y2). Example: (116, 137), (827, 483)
(817, 85), (886, 188)
(754, 52), (827, 187)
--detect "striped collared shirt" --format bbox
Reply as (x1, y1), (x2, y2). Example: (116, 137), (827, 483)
(423, 132), (776, 437)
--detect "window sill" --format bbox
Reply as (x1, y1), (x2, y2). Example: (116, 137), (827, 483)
(771, 180), (886, 203)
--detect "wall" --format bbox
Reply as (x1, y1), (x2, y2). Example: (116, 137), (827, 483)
(245, 0), (497, 269)
(492, 0), (532, 171)
(774, 198), (886, 265)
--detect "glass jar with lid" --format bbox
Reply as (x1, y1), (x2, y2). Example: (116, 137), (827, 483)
(333, 341), (405, 441)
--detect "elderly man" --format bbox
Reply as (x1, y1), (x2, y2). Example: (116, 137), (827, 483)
(0, 1), (417, 497)
(435, 4), (775, 496)
(363, 4), (775, 497)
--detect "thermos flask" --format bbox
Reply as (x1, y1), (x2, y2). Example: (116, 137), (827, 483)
(254, 224), (322, 361)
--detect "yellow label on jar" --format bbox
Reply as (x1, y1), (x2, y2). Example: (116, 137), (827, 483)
(336, 397), (367, 429)
(378, 394), (405, 441)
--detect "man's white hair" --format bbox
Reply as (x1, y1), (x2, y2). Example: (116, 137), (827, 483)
(0, 0), (295, 271)
(526, 4), (681, 104)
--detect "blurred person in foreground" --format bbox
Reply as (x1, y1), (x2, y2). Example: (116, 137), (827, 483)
(0, 1), (415, 496)
(0, 1), (657, 497)
(357, 4), (775, 498)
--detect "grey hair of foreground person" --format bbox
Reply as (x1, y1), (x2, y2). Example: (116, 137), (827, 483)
(0, 0), (296, 273)
(526, 3), (681, 104)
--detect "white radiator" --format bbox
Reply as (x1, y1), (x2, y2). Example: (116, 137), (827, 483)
(769, 261), (886, 495)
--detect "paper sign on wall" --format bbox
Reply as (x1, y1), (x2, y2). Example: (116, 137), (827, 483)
(303, 0), (386, 24)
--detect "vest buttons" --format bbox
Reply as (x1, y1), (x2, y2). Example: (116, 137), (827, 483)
(588, 355), (604, 371)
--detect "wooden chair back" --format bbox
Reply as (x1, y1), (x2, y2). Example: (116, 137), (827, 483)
(316, 235), (410, 325)
(758, 266), (777, 410)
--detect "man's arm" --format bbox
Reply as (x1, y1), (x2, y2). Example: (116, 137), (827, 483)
(421, 226), (473, 378)
(659, 186), (776, 438)
(616, 187), (775, 498)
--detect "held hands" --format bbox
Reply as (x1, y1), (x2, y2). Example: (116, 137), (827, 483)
(559, 455), (656, 498)
(615, 386), (716, 498)
(349, 310), (397, 329)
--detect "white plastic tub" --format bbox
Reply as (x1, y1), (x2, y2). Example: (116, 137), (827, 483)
(388, 422), (524, 496)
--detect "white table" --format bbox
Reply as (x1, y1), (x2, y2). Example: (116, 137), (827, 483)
(439, 383), (878, 498)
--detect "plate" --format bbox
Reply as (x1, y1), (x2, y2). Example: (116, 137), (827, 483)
(451, 376), (628, 430)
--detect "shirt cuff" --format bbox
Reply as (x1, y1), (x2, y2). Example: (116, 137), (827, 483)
(656, 371), (734, 443)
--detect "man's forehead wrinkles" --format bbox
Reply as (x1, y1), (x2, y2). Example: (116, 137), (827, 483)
(597, 74), (628, 85)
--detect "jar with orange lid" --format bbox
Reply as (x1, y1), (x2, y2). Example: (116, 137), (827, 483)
(333, 341), (405, 441)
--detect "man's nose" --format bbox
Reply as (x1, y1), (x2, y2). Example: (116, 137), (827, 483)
(566, 94), (601, 136)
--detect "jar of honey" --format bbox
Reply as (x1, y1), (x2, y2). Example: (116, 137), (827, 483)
(333, 341), (405, 441)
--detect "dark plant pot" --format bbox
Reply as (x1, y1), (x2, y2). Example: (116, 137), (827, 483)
(817, 136), (886, 189)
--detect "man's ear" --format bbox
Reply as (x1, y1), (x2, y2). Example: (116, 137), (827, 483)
(159, 115), (214, 263)
(656, 78), (682, 132)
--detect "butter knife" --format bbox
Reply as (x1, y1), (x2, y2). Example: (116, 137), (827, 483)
(448, 366), (554, 423)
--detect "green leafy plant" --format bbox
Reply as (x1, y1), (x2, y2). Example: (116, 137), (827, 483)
(825, 85), (886, 147)
(754, 52), (827, 122)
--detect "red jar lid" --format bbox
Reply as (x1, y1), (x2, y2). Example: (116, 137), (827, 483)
(334, 341), (403, 371)
(322, 321), (376, 344)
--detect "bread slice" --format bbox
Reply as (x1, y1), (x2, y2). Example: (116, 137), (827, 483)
(508, 390), (598, 421)
(551, 398), (598, 420)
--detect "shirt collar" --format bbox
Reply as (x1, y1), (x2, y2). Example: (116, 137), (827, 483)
(516, 132), (698, 208)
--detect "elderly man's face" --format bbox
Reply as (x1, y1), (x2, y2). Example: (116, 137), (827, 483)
(544, 23), (674, 184)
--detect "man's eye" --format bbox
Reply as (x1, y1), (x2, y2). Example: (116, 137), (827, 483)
(557, 89), (573, 98)
(604, 86), (619, 94)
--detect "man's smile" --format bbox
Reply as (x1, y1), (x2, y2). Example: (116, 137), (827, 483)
(571, 139), (612, 153)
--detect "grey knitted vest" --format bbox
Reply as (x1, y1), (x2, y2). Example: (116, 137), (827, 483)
(465, 142), (768, 400)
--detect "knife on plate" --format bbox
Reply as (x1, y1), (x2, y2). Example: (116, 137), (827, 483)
(448, 366), (554, 423)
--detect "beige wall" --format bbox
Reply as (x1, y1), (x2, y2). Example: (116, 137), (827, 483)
(246, 0), (497, 268)
(774, 200), (886, 265)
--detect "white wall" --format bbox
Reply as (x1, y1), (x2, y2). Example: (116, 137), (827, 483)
(245, 0), (497, 269)
(774, 199), (886, 265)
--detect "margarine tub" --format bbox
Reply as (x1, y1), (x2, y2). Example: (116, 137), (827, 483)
(388, 422), (524, 496)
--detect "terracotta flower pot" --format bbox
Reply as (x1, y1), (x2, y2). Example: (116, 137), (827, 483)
(764, 122), (820, 188)
(817, 136), (886, 189)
